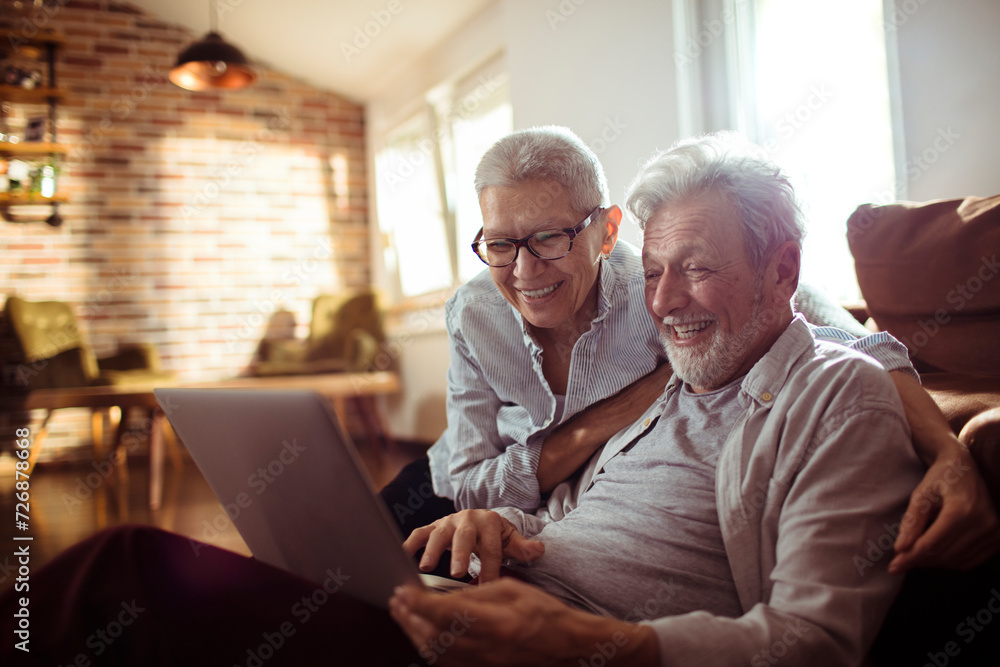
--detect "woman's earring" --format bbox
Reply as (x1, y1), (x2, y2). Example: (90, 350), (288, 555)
(601, 252), (610, 260)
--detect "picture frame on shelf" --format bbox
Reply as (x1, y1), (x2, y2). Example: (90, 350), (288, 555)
(24, 115), (45, 142)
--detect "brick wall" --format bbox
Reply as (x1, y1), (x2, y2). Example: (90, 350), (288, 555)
(0, 1), (370, 460)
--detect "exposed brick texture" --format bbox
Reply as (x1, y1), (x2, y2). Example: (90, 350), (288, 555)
(0, 1), (369, 460)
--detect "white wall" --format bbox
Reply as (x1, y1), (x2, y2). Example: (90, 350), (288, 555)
(890, 0), (1000, 200)
(371, 0), (1000, 443)
(501, 0), (680, 245)
(367, 0), (681, 441)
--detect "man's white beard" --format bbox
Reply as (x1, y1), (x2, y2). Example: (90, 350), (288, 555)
(660, 290), (769, 391)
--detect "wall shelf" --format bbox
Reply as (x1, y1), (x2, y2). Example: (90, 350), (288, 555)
(0, 142), (68, 156)
(0, 192), (67, 205)
(0, 85), (65, 103)
(0, 32), (66, 225)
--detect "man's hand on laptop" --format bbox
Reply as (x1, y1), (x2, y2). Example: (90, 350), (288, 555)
(389, 578), (660, 667)
(402, 510), (545, 582)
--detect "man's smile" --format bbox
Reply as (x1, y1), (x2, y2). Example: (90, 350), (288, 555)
(665, 318), (714, 342)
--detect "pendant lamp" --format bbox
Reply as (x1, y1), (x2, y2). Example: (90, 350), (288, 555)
(169, 2), (256, 91)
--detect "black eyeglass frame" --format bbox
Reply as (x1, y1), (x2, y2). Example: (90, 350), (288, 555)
(471, 206), (603, 267)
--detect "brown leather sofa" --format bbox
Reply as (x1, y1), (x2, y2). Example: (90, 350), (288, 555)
(848, 195), (1000, 508)
(844, 195), (1000, 666)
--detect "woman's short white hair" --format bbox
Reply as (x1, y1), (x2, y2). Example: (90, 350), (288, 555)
(625, 132), (805, 271)
(474, 126), (608, 215)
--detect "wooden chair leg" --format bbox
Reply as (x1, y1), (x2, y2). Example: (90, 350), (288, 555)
(162, 417), (184, 471)
(354, 396), (395, 456)
(111, 405), (131, 495)
(148, 409), (165, 511)
(25, 409), (53, 477)
(91, 408), (106, 460)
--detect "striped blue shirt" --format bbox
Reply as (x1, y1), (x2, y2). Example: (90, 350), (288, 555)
(427, 242), (916, 511)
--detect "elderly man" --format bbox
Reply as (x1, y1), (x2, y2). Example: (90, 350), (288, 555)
(390, 133), (925, 666)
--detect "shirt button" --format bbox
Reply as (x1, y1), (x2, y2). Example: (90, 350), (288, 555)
(761, 392), (772, 402)
(643, 418), (651, 427)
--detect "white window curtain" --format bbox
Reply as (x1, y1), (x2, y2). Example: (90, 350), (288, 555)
(676, 0), (900, 301)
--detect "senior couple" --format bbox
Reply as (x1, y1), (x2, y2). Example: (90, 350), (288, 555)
(4, 128), (998, 666)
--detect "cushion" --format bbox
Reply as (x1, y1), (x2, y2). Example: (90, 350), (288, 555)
(921, 373), (1000, 433)
(794, 282), (871, 337)
(847, 196), (1000, 375)
(960, 406), (1000, 510)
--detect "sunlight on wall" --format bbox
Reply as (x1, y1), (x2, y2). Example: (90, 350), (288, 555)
(752, 0), (896, 301)
(156, 136), (341, 381)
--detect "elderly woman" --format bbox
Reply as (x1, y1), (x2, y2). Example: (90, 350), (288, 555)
(379, 126), (997, 574)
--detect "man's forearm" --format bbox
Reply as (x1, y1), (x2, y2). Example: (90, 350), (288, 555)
(536, 361), (670, 493)
(890, 370), (965, 464)
(557, 613), (660, 667)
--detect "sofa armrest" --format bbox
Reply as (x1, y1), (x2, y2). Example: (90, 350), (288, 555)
(959, 407), (1000, 510)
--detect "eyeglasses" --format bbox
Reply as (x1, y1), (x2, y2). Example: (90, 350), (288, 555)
(471, 207), (602, 267)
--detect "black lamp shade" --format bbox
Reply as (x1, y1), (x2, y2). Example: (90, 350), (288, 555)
(169, 32), (257, 91)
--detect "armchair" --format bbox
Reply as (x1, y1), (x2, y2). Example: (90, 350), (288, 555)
(253, 291), (385, 377)
(4, 296), (176, 466)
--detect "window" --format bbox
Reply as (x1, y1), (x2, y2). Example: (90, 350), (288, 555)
(676, 0), (899, 301)
(374, 54), (512, 301)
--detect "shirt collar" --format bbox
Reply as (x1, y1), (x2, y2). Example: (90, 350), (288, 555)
(593, 246), (618, 324)
(738, 314), (815, 407)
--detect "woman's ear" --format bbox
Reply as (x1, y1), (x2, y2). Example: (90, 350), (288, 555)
(601, 205), (623, 255)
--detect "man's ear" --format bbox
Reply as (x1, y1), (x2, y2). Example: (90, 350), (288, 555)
(767, 241), (800, 304)
(601, 205), (623, 255)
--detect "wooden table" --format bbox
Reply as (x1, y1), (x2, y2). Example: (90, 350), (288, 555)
(1, 371), (402, 509)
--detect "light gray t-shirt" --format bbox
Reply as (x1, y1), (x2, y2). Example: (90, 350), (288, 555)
(508, 379), (745, 620)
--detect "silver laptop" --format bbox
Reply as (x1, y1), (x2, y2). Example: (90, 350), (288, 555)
(154, 388), (465, 609)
